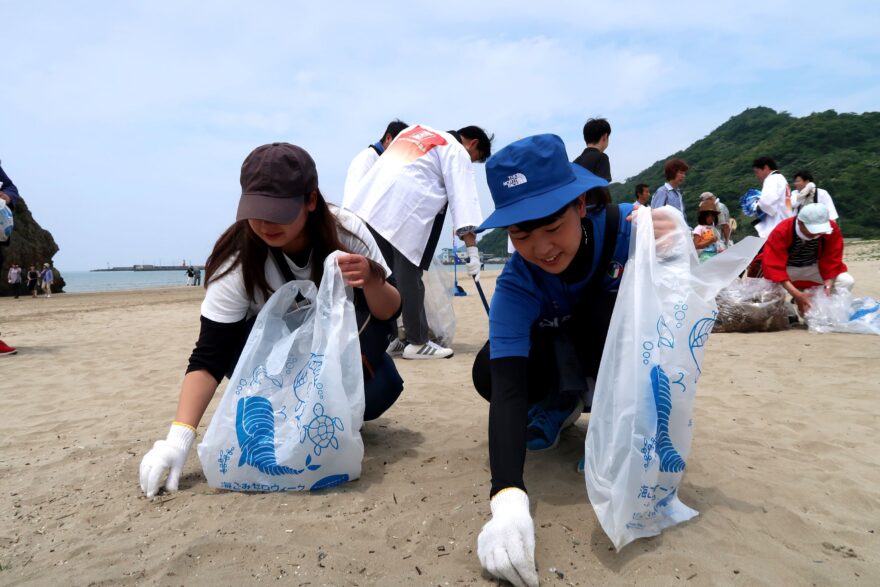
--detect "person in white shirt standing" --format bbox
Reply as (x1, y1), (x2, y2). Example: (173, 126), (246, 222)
(346, 124), (493, 360)
(752, 156), (794, 238)
(792, 169), (839, 221)
(342, 120), (409, 208)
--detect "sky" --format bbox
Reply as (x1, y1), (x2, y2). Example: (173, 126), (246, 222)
(1, 1), (878, 270)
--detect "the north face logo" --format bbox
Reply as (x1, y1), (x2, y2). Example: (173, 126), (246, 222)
(503, 173), (527, 188)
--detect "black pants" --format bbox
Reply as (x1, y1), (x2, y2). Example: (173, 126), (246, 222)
(472, 291), (618, 407)
(368, 227), (431, 345)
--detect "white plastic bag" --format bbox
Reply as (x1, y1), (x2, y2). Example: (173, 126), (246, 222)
(422, 258), (456, 346)
(0, 200), (13, 242)
(585, 206), (763, 550)
(805, 287), (880, 335)
(197, 252), (365, 492)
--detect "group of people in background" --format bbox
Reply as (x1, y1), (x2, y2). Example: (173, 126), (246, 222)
(628, 148), (850, 318)
(185, 265), (201, 286)
(7, 262), (55, 299)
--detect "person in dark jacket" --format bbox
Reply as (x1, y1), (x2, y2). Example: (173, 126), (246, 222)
(572, 118), (612, 209)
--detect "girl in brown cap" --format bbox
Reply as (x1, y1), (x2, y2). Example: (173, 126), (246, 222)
(139, 143), (404, 498)
(692, 198), (726, 262)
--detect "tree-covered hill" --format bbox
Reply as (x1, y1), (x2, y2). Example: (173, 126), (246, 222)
(609, 107), (880, 239)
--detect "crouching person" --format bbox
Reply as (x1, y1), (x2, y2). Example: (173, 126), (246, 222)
(759, 202), (854, 316)
(470, 134), (639, 586)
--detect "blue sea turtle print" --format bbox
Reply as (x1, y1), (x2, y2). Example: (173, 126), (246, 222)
(300, 403), (344, 456)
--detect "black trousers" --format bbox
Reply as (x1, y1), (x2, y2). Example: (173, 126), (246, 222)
(472, 291), (618, 407)
(368, 227), (431, 345)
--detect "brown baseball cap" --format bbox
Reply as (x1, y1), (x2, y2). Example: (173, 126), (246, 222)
(236, 142), (318, 224)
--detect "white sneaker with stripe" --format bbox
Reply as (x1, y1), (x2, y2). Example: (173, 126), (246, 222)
(402, 340), (454, 360)
(386, 338), (406, 356)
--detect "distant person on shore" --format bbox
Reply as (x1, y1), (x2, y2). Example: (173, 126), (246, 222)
(27, 264), (39, 298)
(650, 159), (689, 217)
(192, 266), (201, 286)
(758, 203), (852, 316)
(185, 266), (194, 286)
(573, 118), (613, 210)
(634, 183), (651, 206)
(792, 170), (839, 221)
(699, 191), (731, 246)
(752, 156), (793, 238)
(40, 263), (54, 297)
(139, 142), (404, 498)
(7, 263), (22, 298)
(345, 124), (492, 360)
(0, 160), (20, 355)
(342, 119), (409, 208)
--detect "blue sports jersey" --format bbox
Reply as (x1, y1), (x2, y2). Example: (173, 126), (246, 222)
(489, 203), (633, 359)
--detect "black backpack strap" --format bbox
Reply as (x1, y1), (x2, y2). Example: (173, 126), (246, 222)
(585, 203), (620, 292)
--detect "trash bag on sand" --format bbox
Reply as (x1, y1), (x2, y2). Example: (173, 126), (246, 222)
(197, 252), (365, 492)
(713, 277), (790, 333)
(805, 287), (880, 335)
(585, 205), (764, 550)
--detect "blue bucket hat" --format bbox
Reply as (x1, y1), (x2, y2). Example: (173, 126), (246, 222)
(478, 133), (608, 231)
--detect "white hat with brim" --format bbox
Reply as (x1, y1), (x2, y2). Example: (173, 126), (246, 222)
(798, 203), (832, 234)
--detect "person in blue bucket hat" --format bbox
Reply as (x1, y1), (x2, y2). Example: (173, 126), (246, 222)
(471, 133), (676, 586)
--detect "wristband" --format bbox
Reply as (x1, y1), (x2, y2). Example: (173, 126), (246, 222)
(172, 421), (197, 434)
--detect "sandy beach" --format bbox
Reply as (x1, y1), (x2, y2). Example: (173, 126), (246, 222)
(1, 260), (879, 586)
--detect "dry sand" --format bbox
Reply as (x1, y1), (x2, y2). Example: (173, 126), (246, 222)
(1, 261), (879, 586)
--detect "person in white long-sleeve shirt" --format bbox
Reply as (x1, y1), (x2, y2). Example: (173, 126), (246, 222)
(345, 124), (493, 360)
(752, 156), (794, 238)
(342, 120), (409, 208)
(792, 169), (839, 221)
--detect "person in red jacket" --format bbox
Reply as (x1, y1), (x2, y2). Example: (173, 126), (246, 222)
(759, 203), (854, 315)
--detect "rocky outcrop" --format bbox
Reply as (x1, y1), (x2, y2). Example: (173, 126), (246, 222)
(0, 196), (65, 295)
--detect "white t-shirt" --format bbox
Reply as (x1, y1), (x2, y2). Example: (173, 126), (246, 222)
(344, 124), (484, 266)
(756, 171), (794, 238)
(201, 206), (391, 323)
(342, 146), (380, 209)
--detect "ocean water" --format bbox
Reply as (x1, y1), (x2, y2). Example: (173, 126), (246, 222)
(61, 270), (195, 293)
(59, 263), (508, 294)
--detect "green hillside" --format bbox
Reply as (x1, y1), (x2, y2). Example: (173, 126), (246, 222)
(609, 107), (880, 239)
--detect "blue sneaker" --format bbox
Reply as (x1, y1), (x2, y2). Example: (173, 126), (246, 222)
(526, 394), (583, 451)
(576, 455), (585, 473)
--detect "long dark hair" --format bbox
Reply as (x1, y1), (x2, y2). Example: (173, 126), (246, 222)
(204, 190), (385, 303)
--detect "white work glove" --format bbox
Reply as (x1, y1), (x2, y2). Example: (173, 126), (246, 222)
(477, 488), (539, 587)
(139, 423), (196, 498)
(466, 246), (481, 282)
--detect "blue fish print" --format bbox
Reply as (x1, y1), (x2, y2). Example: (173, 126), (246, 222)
(651, 365), (686, 473)
(236, 396), (298, 476)
(688, 317), (716, 375)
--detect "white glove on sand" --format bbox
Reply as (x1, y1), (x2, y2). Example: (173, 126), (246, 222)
(466, 246), (481, 282)
(477, 488), (538, 587)
(139, 423), (195, 498)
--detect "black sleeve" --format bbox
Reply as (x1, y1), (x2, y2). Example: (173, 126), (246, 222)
(488, 356), (530, 497)
(385, 275), (402, 322)
(186, 316), (251, 384)
(597, 154), (611, 182)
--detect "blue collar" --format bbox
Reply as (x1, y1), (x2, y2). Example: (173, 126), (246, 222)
(372, 141), (385, 155)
